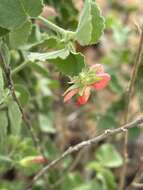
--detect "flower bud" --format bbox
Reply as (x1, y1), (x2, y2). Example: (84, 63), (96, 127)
(19, 155), (48, 167)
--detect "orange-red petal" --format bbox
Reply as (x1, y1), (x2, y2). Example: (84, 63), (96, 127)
(77, 86), (91, 105)
(92, 73), (111, 90)
(31, 156), (48, 164)
(64, 88), (79, 102)
(90, 64), (104, 74)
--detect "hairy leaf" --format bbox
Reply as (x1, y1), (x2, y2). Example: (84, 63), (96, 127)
(50, 52), (85, 76)
(0, 0), (27, 29)
(0, 67), (4, 100)
(97, 169), (116, 190)
(75, 0), (105, 45)
(8, 101), (22, 135)
(96, 143), (123, 168)
(28, 48), (69, 62)
(0, 111), (8, 154)
(15, 84), (30, 106)
(9, 21), (32, 49)
(21, 0), (43, 17)
(0, 0), (43, 30)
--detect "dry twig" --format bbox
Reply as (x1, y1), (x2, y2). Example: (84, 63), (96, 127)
(119, 26), (143, 190)
(26, 117), (143, 190)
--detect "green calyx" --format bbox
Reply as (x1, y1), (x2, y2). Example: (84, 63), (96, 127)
(19, 156), (37, 167)
(74, 69), (102, 86)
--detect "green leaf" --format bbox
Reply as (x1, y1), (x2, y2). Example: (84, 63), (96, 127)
(30, 62), (49, 77)
(90, 1), (105, 44)
(28, 48), (70, 62)
(86, 162), (116, 190)
(112, 23), (130, 45)
(0, 0), (27, 30)
(0, 111), (8, 154)
(0, 42), (11, 65)
(76, 0), (105, 46)
(28, 49), (85, 76)
(62, 173), (83, 190)
(8, 101), (22, 135)
(30, 36), (65, 50)
(128, 127), (140, 140)
(86, 161), (103, 172)
(97, 169), (116, 190)
(38, 114), (56, 134)
(0, 155), (12, 163)
(37, 78), (52, 97)
(0, 67), (4, 100)
(109, 74), (123, 95)
(15, 84), (30, 106)
(21, 0), (43, 17)
(50, 52), (85, 76)
(96, 143), (123, 168)
(0, 0), (43, 30)
(76, 0), (92, 45)
(0, 27), (9, 37)
(97, 113), (117, 130)
(74, 180), (103, 190)
(27, 24), (41, 45)
(9, 21), (32, 49)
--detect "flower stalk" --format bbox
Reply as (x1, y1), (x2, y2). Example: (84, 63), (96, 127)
(38, 16), (75, 41)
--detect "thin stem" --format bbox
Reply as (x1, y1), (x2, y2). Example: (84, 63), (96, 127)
(119, 26), (143, 190)
(38, 16), (75, 40)
(127, 165), (143, 190)
(25, 117), (143, 190)
(12, 61), (29, 76)
(0, 47), (43, 155)
(38, 16), (66, 35)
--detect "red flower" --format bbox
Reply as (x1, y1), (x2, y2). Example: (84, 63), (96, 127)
(63, 64), (111, 105)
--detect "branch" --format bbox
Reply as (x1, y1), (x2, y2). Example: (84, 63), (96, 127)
(26, 116), (143, 190)
(0, 45), (43, 154)
(119, 26), (143, 190)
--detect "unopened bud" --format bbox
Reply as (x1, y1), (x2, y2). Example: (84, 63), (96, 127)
(19, 155), (48, 167)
